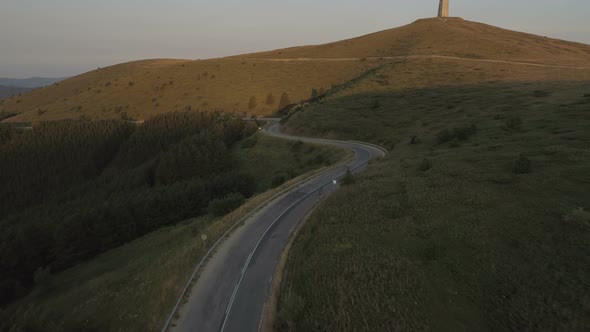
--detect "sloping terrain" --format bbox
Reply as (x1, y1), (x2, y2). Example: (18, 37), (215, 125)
(2, 18), (589, 123)
(324, 56), (590, 105)
(0, 59), (374, 122)
(0, 86), (30, 100)
(278, 44), (590, 331)
(242, 18), (590, 66)
(2, 14), (590, 332)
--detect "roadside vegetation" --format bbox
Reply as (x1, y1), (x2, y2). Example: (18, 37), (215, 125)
(278, 74), (590, 330)
(1, 112), (259, 307)
(2, 15), (589, 332)
(0, 115), (345, 331)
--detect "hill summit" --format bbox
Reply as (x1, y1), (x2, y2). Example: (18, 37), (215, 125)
(241, 18), (590, 65)
(1, 18), (589, 122)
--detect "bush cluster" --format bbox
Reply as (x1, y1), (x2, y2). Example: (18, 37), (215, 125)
(208, 193), (246, 216)
(513, 154), (532, 174)
(436, 124), (477, 144)
(505, 117), (523, 130)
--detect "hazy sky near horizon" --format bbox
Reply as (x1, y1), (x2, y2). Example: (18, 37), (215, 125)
(1, 0), (589, 78)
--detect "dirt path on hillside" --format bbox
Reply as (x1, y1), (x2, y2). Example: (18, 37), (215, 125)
(253, 55), (590, 69)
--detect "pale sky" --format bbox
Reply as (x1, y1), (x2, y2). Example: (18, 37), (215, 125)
(1, 0), (589, 78)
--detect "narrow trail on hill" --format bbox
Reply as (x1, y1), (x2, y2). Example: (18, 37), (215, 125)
(165, 123), (386, 332)
(251, 55), (590, 69)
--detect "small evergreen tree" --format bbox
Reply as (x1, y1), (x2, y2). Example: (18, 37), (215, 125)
(341, 169), (355, 186)
(265, 93), (275, 105)
(311, 88), (319, 99)
(248, 96), (257, 110)
(513, 154), (532, 174)
(278, 92), (291, 110)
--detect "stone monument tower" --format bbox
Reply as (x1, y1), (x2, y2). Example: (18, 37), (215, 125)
(438, 0), (449, 17)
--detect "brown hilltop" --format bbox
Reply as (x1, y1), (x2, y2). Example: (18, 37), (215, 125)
(2, 18), (589, 122)
(240, 18), (590, 66)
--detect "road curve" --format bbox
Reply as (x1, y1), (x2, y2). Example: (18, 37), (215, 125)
(167, 123), (385, 332)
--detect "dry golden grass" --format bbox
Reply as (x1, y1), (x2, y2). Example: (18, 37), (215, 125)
(0, 59), (373, 122)
(242, 18), (590, 66)
(2, 18), (588, 123)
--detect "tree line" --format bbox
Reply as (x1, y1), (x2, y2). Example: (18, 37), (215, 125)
(0, 112), (258, 305)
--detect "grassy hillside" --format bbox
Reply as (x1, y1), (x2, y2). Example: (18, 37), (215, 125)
(327, 57), (590, 100)
(1, 113), (269, 307)
(243, 18), (590, 66)
(278, 56), (590, 330)
(1, 134), (346, 332)
(2, 18), (588, 124)
(0, 59), (373, 122)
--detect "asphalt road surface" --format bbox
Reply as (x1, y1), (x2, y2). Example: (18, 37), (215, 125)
(167, 123), (386, 332)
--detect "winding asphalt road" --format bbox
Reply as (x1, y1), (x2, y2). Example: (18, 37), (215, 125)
(166, 123), (386, 332)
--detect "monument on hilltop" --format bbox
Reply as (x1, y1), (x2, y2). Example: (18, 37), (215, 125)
(438, 0), (449, 17)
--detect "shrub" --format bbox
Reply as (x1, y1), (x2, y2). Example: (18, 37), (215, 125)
(278, 291), (305, 324)
(265, 93), (275, 105)
(311, 154), (327, 166)
(418, 158), (432, 171)
(341, 169), (355, 185)
(207, 193), (245, 216)
(311, 88), (319, 99)
(453, 124), (477, 141)
(371, 100), (381, 110)
(562, 208), (590, 227)
(248, 96), (257, 110)
(271, 173), (288, 188)
(436, 129), (454, 144)
(33, 266), (51, 286)
(240, 136), (258, 149)
(311, 88), (320, 99)
(533, 90), (550, 97)
(278, 92), (291, 111)
(505, 117), (523, 130)
(513, 154), (532, 174)
(290, 140), (303, 152)
(436, 124), (477, 144)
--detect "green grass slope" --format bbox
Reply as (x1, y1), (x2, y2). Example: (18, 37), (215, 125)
(278, 59), (590, 330)
(1, 134), (346, 332)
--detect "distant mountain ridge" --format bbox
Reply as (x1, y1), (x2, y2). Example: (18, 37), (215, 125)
(0, 85), (30, 100)
(0, 77), (67, 89)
